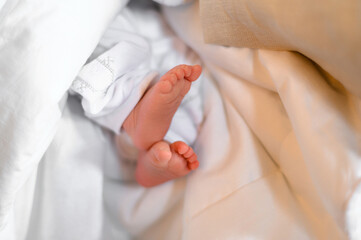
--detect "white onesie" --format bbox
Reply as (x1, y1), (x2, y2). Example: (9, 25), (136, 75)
(70, 0), (203, 146)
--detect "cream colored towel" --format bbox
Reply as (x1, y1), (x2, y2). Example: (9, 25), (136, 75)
(200, 0), (361, 97)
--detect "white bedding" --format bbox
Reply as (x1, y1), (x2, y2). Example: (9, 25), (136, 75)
(0, 0), (360, 240)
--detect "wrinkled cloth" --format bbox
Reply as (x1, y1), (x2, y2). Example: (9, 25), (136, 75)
(165, 2), (361, 239)
(0, 0), (124, 233)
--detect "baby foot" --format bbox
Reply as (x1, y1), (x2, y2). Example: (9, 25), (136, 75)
(123, 64), (202, 150)
(135, 141), (199, 187)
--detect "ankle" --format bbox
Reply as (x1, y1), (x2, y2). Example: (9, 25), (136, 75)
(122, 110), (137, 144)
(122, 110), (152, 150)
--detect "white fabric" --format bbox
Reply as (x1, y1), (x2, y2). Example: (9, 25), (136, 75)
(0, 0), (124, 233)
(71, 4), (204, 144)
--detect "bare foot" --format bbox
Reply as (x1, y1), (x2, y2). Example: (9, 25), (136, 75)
(123, 64), (202, 150)
(135, 141), (199, 187)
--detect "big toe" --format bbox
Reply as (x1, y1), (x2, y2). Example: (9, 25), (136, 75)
(151, 141), (172, 163)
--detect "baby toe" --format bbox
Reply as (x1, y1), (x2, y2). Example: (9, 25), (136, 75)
(183, 147), (195, 158)
(169, 73), (178, 85)
(187, 154), (197, 163)
(186, 65), (202, 82)
(174, 68), (185, 80)
(171, 141), (189, 155)
(187, 160), (199, 170)
(181, 65), (193, 78)
(159, 71), (177, 85)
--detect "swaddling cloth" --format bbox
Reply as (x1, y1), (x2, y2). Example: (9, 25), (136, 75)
(71, 5), (204, 146)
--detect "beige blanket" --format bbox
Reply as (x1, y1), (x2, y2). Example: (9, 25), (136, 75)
(200, 0), (361, 97)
